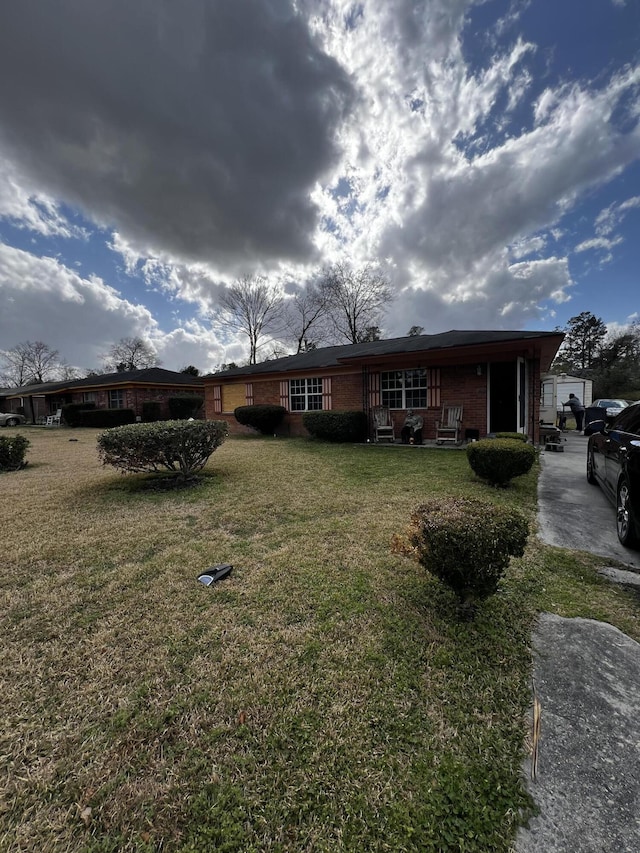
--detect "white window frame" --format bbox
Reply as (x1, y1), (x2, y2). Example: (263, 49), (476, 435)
(381, 369), (428, 409)
(289, 377), (323, 411)
(108, 389), (125, 409)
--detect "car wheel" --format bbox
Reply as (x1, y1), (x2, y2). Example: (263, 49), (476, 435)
(6, 417), (19, 427)
(616, 476), (639, 548)
(587, 448), (597, 484)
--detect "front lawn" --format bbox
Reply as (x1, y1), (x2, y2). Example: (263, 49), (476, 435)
(1, 430), (637, 852)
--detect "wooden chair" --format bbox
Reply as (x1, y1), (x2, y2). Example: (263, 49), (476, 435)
(372, 406), (395, 442)
(435, 404), (463, 444)
(46, 408), (62, 427)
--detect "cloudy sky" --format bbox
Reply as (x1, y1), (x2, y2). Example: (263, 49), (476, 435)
(1, 0), (638, 374)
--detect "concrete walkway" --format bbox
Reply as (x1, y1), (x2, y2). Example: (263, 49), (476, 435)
(516, 433), (640, 852)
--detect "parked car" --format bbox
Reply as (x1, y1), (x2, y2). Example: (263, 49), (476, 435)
(0, 411), (27, 427)
(587, 401), (640, 548)
(583, 399), (629, 435)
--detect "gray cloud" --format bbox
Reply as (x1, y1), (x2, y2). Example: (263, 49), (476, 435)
(1, 0), (638, 369)
(0, 243), (158, 369)
(0, 0), (354, 269)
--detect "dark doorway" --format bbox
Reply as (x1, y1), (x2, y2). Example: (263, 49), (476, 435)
(489, 361), (517, 432)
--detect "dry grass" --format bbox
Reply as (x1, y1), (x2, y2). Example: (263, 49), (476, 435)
(1, 427), (637, 852)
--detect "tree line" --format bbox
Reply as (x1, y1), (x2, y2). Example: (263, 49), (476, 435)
(551, 311), (640, 399)
(0, 337), (165, 387)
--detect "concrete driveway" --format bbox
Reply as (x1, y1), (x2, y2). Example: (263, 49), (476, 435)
(516, 432), (640, 852)
(537, 431), (640, 569)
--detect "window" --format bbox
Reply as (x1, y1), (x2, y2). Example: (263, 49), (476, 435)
(83, 392), (96, 403)
(290, 377), (323, 411)
(108, 389), (125, 409)
(612, 403), (640, 434)
(381, 369), (428, 409)
(541, 380), (554, 409)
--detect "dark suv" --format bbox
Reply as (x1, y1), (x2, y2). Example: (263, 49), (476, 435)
(587, 401), (640, 548)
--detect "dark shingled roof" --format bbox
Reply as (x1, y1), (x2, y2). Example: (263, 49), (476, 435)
(209, 330), (563, 377)
(5, 368), (204, 397)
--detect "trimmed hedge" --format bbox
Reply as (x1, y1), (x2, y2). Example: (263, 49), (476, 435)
(168, 395), (204, 420)
(467, 438), (536, 487)
(494, 431), (528, 442)
(78, 408), (136, 428)
(142, 401), (164, 422)
(61, 402), (96, 427)
(0, 434), (29, 471)
(234, 405), (286, 435)
(97, 419), (228, 479)
(394, 497), (529, 616)
(302, 411), (367, 443)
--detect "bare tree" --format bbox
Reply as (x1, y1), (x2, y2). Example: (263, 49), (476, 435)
(0, 341), (64, 386)
(407, 325), (424, 337)
(284, 282), (332, 353)
(102, 337), (161, 372)
(217, 275), (283, 365)
(321, 262), (393, 344)
(58, 363), (83, 381)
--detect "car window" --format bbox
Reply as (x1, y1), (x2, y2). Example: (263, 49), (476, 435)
(611, 404), (640, 434)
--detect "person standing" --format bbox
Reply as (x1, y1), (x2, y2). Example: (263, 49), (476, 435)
(562, 393), (585, 432)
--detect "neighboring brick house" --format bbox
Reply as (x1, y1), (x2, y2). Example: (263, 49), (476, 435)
(3, 368), (205, 423)
(203, 330), (564, 443)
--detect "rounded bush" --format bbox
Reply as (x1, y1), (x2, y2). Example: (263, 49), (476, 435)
(467, 438), (536, 486)
(168, 395), (204, 420)
(395, 497), (529, 616)
(97, 419), (228, 480)
(0, 434), (30, 471)
(142, 400), (164, 422)
(302, 411), (367, 443)
(61, 402), (96, 427)
(78, 408), (136, 428)
(234, 405), (286, 434)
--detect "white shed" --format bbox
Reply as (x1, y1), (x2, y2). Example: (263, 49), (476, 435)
(540, 373), (593, 425)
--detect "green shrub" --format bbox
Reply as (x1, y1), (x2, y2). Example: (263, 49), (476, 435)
(0, 434), (30, 471)
(467, 438), (536, 486)
(142, 400), (164, 422)
(234, 405), (286, 435)
(168, 395), (204, 420)
(78, 408), (136, 428)
(61, 402), (96, 427)
(494, 431), (527, 442)
(97, 420), (228, 480)
(302, 411), (367, 442)
(395, 497), (529, 616)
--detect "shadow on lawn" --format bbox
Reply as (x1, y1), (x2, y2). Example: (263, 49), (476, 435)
(79, 469), (226, 499)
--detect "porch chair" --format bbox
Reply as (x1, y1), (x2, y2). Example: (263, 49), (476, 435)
(372, 406), (395, 442)
(46, 408), (62, 427)
(435, 403), (463, 445)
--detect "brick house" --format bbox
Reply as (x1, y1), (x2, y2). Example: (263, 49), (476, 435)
(2, 368), (205, 423)
(203, 330), (564, 443)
